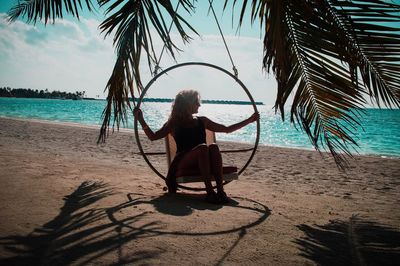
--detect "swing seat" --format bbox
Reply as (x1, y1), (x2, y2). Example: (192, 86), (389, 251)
(165, 129), (239, 184)
(175, 166), (238, 183)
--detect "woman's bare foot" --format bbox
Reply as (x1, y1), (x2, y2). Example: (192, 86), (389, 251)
(217, 191), (231, 204)
(205, 190), (220, 204)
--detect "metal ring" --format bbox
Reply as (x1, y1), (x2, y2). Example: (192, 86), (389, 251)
(134, 62), (260, 191)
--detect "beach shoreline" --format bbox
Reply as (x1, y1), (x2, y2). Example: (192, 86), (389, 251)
(0, 116), (399, 265)
(1, 115), (398, 160)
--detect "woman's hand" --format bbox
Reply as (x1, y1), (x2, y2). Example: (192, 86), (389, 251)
(133, 107), (144, 122)
(134, 107), (151, 132)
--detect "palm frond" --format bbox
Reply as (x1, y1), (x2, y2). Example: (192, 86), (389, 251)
(230, 0), (400, 168)
(329, 0), (400, 107)
(8, 0), (95, 24)
(97, 0), (198, 142)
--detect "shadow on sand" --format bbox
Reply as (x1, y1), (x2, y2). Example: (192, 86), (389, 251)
(0, 181), (271, 265)
(295, 215), (400, 266)
(107, 192), (271, 236)
(0, 181), (162, 265)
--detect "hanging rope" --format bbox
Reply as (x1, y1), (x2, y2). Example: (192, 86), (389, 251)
(153, 1), (181, 75)
(153, 1), (238, 77)
(208, 0), (238, 77)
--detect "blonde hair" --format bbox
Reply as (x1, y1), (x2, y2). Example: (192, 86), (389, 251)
(169, 89), (200, 126)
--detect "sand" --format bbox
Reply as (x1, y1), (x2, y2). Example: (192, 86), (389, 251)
(0, 116), (399, 265)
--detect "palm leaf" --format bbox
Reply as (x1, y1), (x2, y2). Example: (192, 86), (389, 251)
(8, 0), (198, 143)
(8, 0), (95, 24)
(230, 0), (400, 168)
(97, 0), (198, 141)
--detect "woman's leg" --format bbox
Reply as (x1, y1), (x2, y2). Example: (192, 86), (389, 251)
(176, 144), (214, 194)
(208, 143), (224, 193)
(209, 143), (230, 203)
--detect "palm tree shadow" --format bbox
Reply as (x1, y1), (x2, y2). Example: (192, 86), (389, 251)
(0, 181), (163, 265)
(0, 183), (270, 265)
(294, 215), (400, 266)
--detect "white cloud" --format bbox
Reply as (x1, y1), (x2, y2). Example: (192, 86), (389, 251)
(0, 13), (277, 104)
(0, 13), (115, 98)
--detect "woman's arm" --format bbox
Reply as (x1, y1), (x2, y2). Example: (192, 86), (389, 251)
(134, 108), (172, 141)
(201, 112), (259, 133)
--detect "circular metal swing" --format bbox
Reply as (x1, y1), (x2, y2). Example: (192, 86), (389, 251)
(134, 61), (260, 191)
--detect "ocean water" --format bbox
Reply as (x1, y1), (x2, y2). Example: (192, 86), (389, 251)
(0, 97), (399, 158)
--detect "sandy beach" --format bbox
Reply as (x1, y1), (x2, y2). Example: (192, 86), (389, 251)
(0, 116), (399, 265)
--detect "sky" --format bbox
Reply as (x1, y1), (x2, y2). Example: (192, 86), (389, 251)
(0, 1), (277, 104)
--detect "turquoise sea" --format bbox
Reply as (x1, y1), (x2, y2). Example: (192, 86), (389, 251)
(1, 97), (399, 158)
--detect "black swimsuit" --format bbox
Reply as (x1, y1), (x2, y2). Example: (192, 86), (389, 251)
(165, 118), (206, 193)
(174, 118), (206, 153)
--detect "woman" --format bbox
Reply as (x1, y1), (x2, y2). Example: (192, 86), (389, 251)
(134, 89), (259, 204)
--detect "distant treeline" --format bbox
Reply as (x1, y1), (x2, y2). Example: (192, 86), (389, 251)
(0, 87), (87, 100)
(133, 97), (264, 105)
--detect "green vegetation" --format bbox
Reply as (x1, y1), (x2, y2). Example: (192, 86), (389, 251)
(0, 87), (87, 100)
